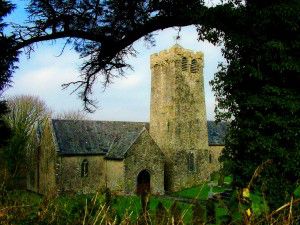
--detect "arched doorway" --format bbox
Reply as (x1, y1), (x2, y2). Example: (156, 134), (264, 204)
(136, 170), (150, 195)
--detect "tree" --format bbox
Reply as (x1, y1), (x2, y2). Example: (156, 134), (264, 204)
(54, 109), (89, 120)
(0, 101), (10, 147)
(5, 0), (226, 111)
(0, 0), (17, 148)
(1, 0), (299, 208)
(204, 0), (300, 208)
(2, 95), (50, 188)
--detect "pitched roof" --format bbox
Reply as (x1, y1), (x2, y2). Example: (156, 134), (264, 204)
(52, 119), (147, 157)
(51, 119), (227, 158)
(207, 121), (228, 145)
(105, 128), (146, 160)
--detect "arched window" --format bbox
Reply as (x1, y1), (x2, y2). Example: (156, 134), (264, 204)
(187, 152), (195, 172)
(182, 57), (188, 71)
(191, 59), (198, 73)
(81, 159), (89, 177)
(209, 154), (212, 163)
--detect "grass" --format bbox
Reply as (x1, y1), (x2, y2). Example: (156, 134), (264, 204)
(224, 176), (233, 184)
(170, 179), (235, 224)
(170, 178), (269, 224)
(249, 192), (269, 216)
(2, 176), (295, 225)
(174, 184), (226, 200)
(112, 195), (193, 224)
(294, 186), (300, 198)
(172, 179), (229, 200)
(109, 179), (234, 223)
(1, 190), (195, 224)
(1, 180), (231, 224)
(1, 190), (42, 206)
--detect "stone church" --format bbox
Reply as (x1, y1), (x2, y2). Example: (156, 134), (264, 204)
(27, 45), (226, 195)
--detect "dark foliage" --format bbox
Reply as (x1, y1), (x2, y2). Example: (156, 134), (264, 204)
(0, 0), (15, 147)
(192, 201), (205, 225)
(170, 201), (183, 225)
(0, 0), (18, 89)
(0, 101), (10, 147)
(104, 187), (112, 207)
(140, 191), (150, 214)
(199, 0), (300, 209)
(155, 201), (168, 225)
(206, 199), (216, 224)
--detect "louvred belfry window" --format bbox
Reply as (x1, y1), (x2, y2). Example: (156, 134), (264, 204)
(191, 59), (198, 73)
(182, 57), (188, 71)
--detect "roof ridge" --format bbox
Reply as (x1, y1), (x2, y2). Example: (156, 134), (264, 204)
(105, 127), (146, 160)
(51, 118), (149, 123)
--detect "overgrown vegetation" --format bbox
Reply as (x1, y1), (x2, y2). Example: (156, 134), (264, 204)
(0, 1), (18, 150)
(0, 95), (50, 189)
(1, 179), (300, 225)
(0, 0), (299, 214)
(207, 0), (300, 209)
(0, 0), (13, 161)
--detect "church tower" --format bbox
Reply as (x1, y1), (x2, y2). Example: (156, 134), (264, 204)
(150, 44), (209, 192)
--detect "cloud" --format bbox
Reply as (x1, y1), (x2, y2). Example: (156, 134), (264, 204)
(6, 44), (83, 113)
(112, 73), (142, 89)
(6, 26), (224, 122)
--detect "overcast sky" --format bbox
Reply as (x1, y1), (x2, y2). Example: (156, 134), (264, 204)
(4, 1), (225, 122)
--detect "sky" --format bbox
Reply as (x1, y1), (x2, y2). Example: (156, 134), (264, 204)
(4, 1), (225, 122)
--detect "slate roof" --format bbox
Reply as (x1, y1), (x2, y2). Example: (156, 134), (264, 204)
(105, 128), (146, 159)
(51, 119), (227, 159)
(207, 121), (228, 145)
(52, 119), (147, 159)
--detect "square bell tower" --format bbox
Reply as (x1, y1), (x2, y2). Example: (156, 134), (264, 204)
(149, 44), (209, 192)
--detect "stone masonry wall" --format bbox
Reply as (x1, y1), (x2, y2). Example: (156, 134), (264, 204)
(166, 146), (222, 192)
(150, 44), (208, 156)
(124, 129), (165, 195)
(106, 160), (124, 194)
(149, 45), (211, 192)
(207, 145), (223, 175)
(58, 155), (106, 193)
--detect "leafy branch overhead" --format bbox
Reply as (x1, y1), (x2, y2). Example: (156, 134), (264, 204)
(5, 0), (239, 111)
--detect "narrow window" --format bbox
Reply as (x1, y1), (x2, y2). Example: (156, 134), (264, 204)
(187, 152), (195, 172)
(209, 154), (212, 163)
(81, 159), (89, 177)
(182, 57), (188, 71)
(191, 59), (198, 73)
(176, 126), (181, 135)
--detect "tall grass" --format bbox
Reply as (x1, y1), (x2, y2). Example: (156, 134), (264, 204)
(2, 152), (300, 225)
(1, 185), (300, 224)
